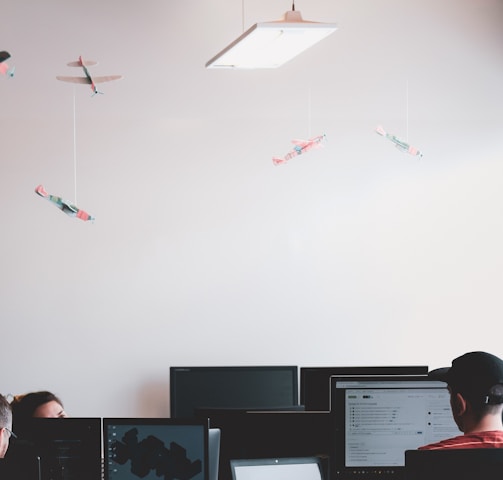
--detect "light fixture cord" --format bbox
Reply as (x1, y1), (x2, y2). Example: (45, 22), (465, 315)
(242, 0), (245, 31)
(73, 86), (78, 205)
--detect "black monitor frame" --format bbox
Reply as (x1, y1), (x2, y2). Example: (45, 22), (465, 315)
(300, 366), (429, 411)
(170, 366), (299, 418)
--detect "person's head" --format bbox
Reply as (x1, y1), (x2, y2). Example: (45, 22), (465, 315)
(11, 391), (66, 427)
(429, 351), (503, 432)
(0, 394), (13, 458)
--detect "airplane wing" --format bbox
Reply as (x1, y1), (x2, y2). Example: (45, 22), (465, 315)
(67, 59), (98, 67)
(92, 75), (123, 84)
(0, 51), (11, 63)
(56, 75), (92, 84)
(291, 139), (308, 147)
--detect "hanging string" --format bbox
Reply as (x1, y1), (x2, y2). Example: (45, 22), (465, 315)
(73, 86), (77, 205)
(405, 79), (409, 142)
(307, 86), (312, 138)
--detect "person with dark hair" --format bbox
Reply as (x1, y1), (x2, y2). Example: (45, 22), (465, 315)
(10, 391), (66, 431)
(0, 394), (14, 458)
(419, 351), (503, 449)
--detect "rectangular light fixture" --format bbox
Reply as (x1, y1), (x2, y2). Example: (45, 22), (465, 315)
(205, 10), (337, 69)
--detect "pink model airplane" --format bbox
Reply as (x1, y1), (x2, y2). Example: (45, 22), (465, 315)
(35, 185), (94, 222)
(375, 125), (423, 158)
(0, 51), (14, 77)
(56, 56), (122, 95)
(273, 134), (326, 165)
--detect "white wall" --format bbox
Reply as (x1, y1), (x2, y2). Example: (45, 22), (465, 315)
(1, 0), (503, 417)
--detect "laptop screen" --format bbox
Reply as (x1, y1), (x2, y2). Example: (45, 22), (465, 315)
(230, 457), (323, 480)
(103, 418), (208, 480)
(330, 376), (460, 479)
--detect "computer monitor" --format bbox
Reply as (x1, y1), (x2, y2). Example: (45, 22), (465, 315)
(405, 449), (503, 480)
(10, 417), (101, 480)
(205, 410), (330, 480)
(0, 454), (41, 480)
(300, 366), (429, 411)
(103, 418), (208, 480)
(330, 376), (460, 480)
(170, 366), (299, 418)
(230, 456), (324, 480)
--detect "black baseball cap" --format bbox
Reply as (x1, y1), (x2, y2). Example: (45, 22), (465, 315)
(429, 351), (503, 404)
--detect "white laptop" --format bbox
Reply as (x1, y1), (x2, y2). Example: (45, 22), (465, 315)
(230, 457), (323, 480)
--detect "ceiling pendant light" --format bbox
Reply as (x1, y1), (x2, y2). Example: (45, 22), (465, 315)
(205, 3), (337, 69)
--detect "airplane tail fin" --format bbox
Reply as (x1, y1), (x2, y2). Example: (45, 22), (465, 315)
(375, 125), (386, 136)
(35, 185), (48, 198)
(272, 157), (287, 166)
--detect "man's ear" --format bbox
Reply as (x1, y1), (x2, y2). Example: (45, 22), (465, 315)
(451, 392), (468, 417)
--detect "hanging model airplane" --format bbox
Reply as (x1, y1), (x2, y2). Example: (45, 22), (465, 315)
(273, 134), (326, 166)
(35, 185), (95, 222)
(375, 125), (423, 158)
(0, 51), (15, 77)
(56, 55), (122, 95)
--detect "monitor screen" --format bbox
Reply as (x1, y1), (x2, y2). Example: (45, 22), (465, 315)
(103, 418), (208, 480)
(300, 366), (429, 411)
(330, 376), (459, 479)
(230, 457), (323, 480)
(9, 417), (101, 480)
(170, 366), (299, 418)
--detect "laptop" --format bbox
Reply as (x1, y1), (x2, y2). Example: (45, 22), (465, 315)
(103, 418), (208, 480)
(230, 457), (324, 480)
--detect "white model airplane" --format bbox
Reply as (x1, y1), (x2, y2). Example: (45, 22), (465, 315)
(273, 134), (326, 166)
(56, 56), (122, 95)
